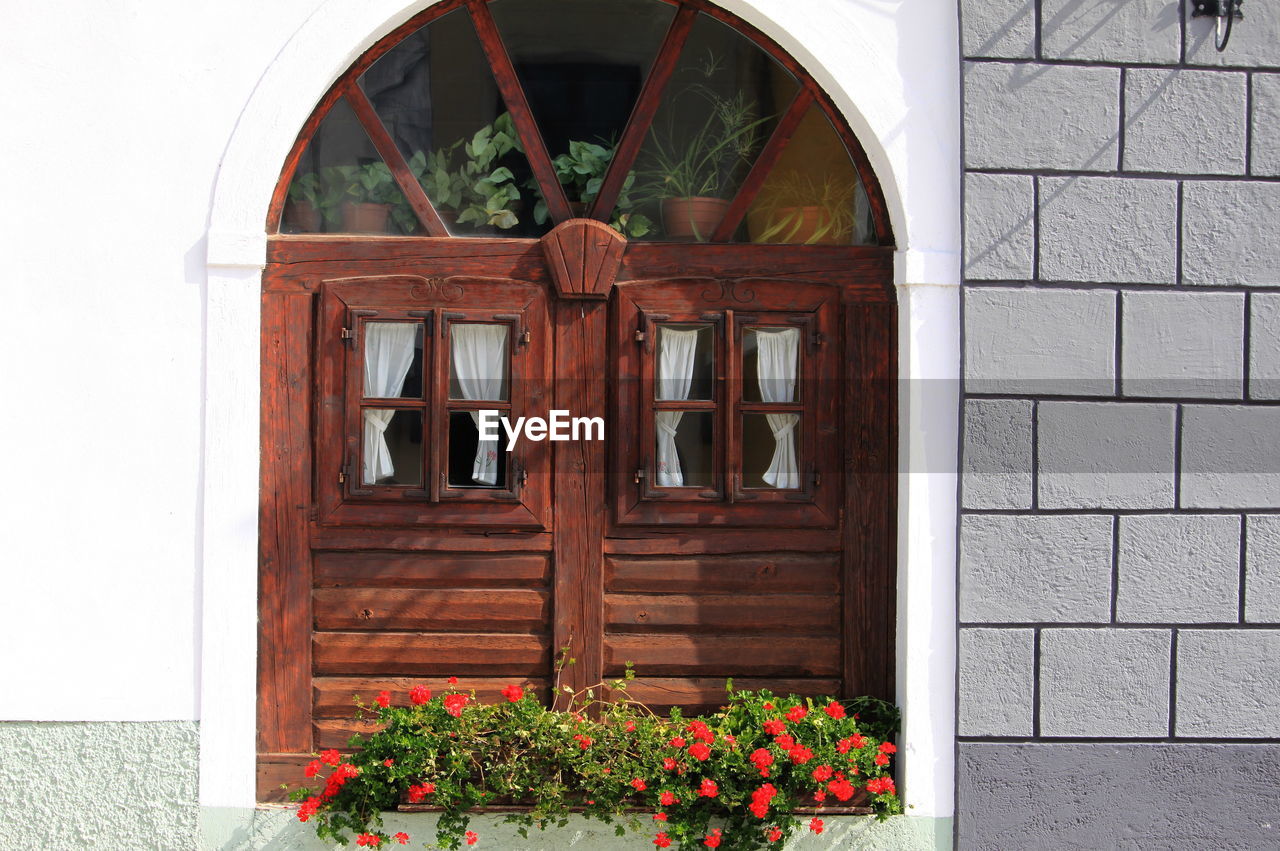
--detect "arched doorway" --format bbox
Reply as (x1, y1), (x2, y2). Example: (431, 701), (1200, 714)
(257, 0), (896, 799)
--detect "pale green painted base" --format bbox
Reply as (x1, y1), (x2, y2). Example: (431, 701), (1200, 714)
(201, 808), (951, 850)
(0, 721), (199, 850)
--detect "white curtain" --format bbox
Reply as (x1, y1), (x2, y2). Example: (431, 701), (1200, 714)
(756, 327), (800, 489)
(450, 324), (509, 485)
(362, 323), (420, 484)
(655, 326), (700, 487)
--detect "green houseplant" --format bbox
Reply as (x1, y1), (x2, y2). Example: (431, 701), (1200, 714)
(285, 166), (356, 232)
(417, 113), (525, 232)
(531, 140), (653, 238)
(639, 53), (773, 241)
(746, 171), (861, 245)
(290, 673), (902, 850)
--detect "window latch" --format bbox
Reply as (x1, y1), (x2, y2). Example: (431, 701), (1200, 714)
(339, 462), (352, 484)
(634, 468), (646, 483)
(340, 327), (355, 346)
(634, 329), (646, 342)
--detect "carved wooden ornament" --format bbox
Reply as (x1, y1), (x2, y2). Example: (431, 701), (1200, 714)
(540, 218), (627, 300)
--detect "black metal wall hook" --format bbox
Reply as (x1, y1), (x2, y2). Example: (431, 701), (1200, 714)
(1191, 0), (1244, 52)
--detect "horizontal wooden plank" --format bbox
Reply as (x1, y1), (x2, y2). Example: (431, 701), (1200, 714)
(605, 553), (839, 595)
(257, 753), (316, 802)
(608, 676), (843, 715)
(314, 718), (386, 750)
(314, 632), (552, 676)
(603, 530), (839, 555)
(606, 635), (840, 678)
(314, 588), (551, 631)
(314, 676), (550, 717)
(310, 527), (553, 552)
(314, 552), (550, 588)
(605, 593), (838, 633)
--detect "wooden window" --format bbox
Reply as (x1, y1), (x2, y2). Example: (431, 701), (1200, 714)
(257, 0), (896, 801)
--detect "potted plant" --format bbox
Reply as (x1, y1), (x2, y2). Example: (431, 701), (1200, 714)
(531, 139), (654, 238)
(417, 113), (525, 232)
(284, 166), (352, 232)
(340, 161), (403, 233)
(639, 53), (773, 241)
(746, 171), (862, 245)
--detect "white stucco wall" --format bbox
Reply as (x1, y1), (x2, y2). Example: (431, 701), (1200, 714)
(0, 0), (959, 825)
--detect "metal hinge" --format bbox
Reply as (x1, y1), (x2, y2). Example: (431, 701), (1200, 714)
(338, 463), (351, 484)
(634, 468), (646, 483)
(340, 327), (355, 346)
(634, 329), (646, 342)
(521, 328), (531, 345)
(811, 330), (826, 349)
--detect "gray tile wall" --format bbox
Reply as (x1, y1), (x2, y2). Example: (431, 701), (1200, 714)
(958, 2), (1280, 846)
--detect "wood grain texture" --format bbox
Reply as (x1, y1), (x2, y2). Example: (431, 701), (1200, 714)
(540, 218), (626, 299)
(466, 0), (571, 223)
(608, 676), (842, 711)
(257, 753), (317, 802)
(589, 4), (697, 221)
(342, 83), (448, 236)
(605, 593), (838, 633)
(312, 528), (553, 552)
(605, 635), (840, 677)
(314, 632), (552, 676)
(604, 553), (839, 594)
(314, 588), (551, 631)
(710, 88), (815, 242)
(258, 292), (314, 753)
(314, 551), (551, 587)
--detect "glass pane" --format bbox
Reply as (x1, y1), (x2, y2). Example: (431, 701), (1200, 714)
(281, 97), (415, 235)
(744, 104), (875, 245)
(655, 411), (713, 488)
(743, 413), (800, 489)
(656, 324), (714, 401)
(358, 8), (547, 237)
(490, 0), (673, 238)
(363, 322), (424, 398)
(741, 327), (799, 403)
(449, 324), (510, 401)
(632, 13), (798, 241)
(362, 409), (424, 486)
(448, 411), (507, 488)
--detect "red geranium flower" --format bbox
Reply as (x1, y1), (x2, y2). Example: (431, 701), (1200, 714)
(827, 777), (857, 802)
(767, 826), (783, 842)
(809, 818), (824, 835)
(662, 757), (677, 771)
(762, 702), (774, 710)
(773, 734), (795, 751)
(788, 745), (814, 765)
(814, 790), (827, 802)
(786, 705), (808, 723)
(659, 791), (677, 806)
(654, 832), (672, 848)
(319, 749), (342, 766)
(406, 782), (435, 803)
(296, 796), (320, 823)
(444, 693), (469, 717)
(704, 828), (723, 847)
(689, 742), (711, 761)
(875, 753), (890, 766)
(448, 676), (459, 685)
(653, 812), (668, 822)
(668, 736), (686, 749)
(749, 748), (774, 771)
(465, 830), (478, 845)
(375, 690), (391, 708)
(880, 742), (897, 754)
(356, 834), (381, 847)
(824, 701), (846, 719)
(383, 758), (394, 767)
(304, 759), (322, 778)
(501, 684), (524, 703)
(699, 778), (719, 798)
(812, 764), (834, 782)
(631, 777), (647, 791)
(394, 833), (410, 845)
(625, 721), (637, 732)
(410, 685), (431, 705)
(762, 720), (786, 736)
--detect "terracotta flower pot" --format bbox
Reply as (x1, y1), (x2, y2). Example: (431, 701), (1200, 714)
(747, 205), (850, 245)
(341, 201), (392, 234)
(661, 196), (730, 241)
(283, 199), (322, 233)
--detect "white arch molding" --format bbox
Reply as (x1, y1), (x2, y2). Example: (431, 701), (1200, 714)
(202, 0), (959, 815)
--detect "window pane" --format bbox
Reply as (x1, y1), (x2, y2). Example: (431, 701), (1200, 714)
(745, 103), (876, 245)
(489, 0), (674, 237)
(742, 413), (800, 489)
(631, 13), (798, 241)
(448, 411), (507, 488)
(364, 322), (424, 398)
(281, 97), (414, 235)
(449, 323), (510, 401)
(358, 8), (548, 237)
(741, 326), (799, 403)
(362, 409), (424, 486)
(655, 410), (713, 488)
(656, 324), (714, 401)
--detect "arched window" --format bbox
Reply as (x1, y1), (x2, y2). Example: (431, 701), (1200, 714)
(258, 0), (896, 799)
